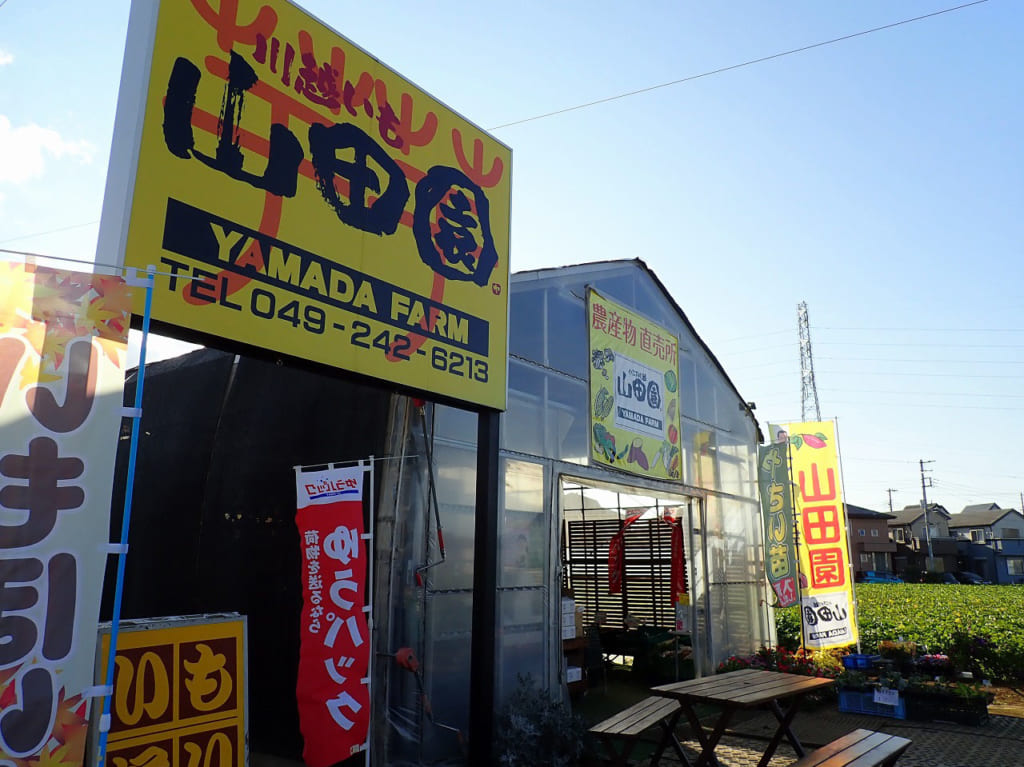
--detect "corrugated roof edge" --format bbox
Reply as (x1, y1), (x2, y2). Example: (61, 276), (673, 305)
(846, 503), (894, 519)
(511, 257), (763, 443)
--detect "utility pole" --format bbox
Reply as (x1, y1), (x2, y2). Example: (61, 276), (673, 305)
(886, 488), (898, 514)
(920, 460), (935, 571)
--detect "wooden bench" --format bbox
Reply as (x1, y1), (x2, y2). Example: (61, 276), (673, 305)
(790, 728), (912, 767)
(589, 695), (686, 766)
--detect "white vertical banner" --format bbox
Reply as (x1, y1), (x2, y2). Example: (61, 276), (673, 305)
(0, 263), (132, 760)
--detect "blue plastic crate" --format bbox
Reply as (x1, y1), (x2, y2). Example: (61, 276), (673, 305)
(838, 690), (906, 719)
(842, 653), (882, 670)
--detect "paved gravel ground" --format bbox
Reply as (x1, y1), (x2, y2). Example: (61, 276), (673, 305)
(657, 706), (1024, 767)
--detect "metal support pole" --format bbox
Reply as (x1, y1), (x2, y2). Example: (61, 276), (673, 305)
(97, 267), (154, 763)
(468, 409), (500, 766)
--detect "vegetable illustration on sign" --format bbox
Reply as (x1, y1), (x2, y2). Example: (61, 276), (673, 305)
(790, 432), (828, 450)
(587, 289), (681, 480)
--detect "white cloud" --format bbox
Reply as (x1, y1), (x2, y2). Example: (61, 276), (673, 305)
(0, 115), (94, 184)
(0, 49), (13, 66)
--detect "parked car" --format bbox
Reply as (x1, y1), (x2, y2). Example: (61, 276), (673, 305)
(955, 571), (992, 585)
(857, 570), (904, 584)
(920, 572), (958, 584)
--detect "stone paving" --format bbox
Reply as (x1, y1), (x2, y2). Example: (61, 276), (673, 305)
(659, 706), (1024, 767)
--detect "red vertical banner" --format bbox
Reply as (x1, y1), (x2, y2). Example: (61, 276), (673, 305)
(608, 533), (624, 593)
(666, 517), (687, 603)
(294, 466), (370, 767)
(608, 513), (641, 594)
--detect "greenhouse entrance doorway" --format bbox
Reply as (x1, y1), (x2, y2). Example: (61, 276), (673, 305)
(560, 476), (700, 687)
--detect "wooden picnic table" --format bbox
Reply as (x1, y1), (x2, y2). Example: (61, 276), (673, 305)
(651, 668), (836, 767)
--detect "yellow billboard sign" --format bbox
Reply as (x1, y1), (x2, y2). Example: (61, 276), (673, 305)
(91, 615), (248, 767)
(101, 0), (511, 410)
(588, 289), (681, 480)
(779, 421), (858, 649)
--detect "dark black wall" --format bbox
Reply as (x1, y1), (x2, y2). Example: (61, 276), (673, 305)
(104, 349), (392, 759)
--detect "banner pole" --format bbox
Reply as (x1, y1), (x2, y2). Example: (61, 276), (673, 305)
(96, 266), (155, 764)
(832, 417), (862, 653)
(365, 456), (374, 765)
(783, 432), (808, 655)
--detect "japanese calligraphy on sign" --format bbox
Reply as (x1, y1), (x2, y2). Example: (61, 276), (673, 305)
(588, 289), (681, 480)
(780, 421), (858, 649)
(757, 443), (798, 608)
(294, 466), (369, 767)
(0, 263), (131, 762)
(91, 615), (247, 767)
(101, 0), (511, 410)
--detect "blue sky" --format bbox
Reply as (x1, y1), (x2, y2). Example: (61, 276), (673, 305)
(1, 0), (1021, 515)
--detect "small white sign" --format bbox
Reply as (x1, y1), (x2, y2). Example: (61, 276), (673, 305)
(873, 687), (900, 707)
(613, 353), (666, 439)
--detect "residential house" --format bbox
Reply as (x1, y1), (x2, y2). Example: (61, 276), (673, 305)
(846, 503), (896, 577)
(887, 503), (957, 575)
(949, 504), (1024, 584)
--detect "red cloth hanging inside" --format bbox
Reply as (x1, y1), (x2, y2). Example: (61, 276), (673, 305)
(663, 512), (687, 602)
(608, 513), (642, 593)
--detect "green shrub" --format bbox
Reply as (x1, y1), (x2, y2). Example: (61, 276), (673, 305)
(494, 675), (590, 767)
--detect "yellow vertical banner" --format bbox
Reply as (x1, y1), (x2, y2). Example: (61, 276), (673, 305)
(587, 289), (681, 480)
(779, 421), (858, 649)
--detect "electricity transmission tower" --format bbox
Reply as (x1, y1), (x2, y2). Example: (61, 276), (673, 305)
(798, 301), (821, 421)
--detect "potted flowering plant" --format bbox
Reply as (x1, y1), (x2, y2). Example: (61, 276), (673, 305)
(878, 640), (917, 674)
(915, 653), (953, 678)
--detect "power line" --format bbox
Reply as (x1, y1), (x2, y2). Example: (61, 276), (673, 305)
(0, 247), (205, 282)
(715, 342), (799, 355)
(0, 220), (100, 245)
(818, 341), (1024, 349)
(489, 1), (989, 130)
(842, 456), (919, 466)
(740, 369), (1024, 384)
(726, 326), (1024, 341)
(817, 371), (1024, 379)
(818, 326), (1024, 333)
(717, 329), (793, 343)
(824, 400), (1024, 412)
(817, 356), (1024, 364)
(823, 388), (1024, 400)
(729, 359), (799, 371)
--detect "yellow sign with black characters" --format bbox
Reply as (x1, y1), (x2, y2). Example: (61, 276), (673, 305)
(587, 289), (681, 480)
(779, 421), (859, 649)
(102, 0), (511, 410)
(91, 616), (247, 767)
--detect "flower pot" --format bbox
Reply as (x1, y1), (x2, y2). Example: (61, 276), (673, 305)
(905, 692), (990, 726)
